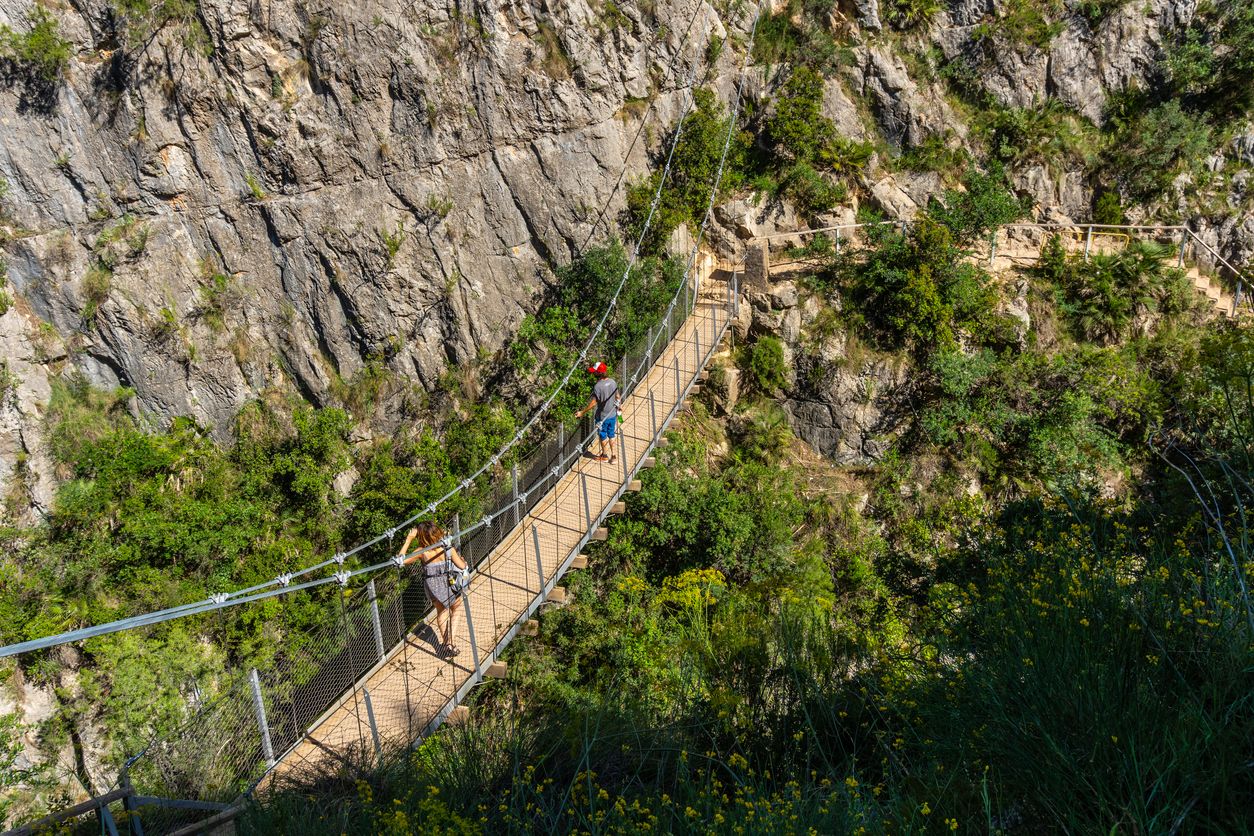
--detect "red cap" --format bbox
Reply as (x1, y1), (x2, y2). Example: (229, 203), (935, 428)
(586, 361), (608, 375)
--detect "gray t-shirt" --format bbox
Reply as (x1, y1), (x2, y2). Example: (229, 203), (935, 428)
(593, 378), (619, 421)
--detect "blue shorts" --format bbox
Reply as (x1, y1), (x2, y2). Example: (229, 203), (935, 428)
(597, 415), (617, 440)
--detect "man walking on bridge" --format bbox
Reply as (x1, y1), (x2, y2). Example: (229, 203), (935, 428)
(576, 361), (620, 464)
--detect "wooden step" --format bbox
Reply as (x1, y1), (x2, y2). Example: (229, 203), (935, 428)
(655, 437), (669, 447)
(639, 457), (656, 469)
(520, 619), (539, 637)
(591, 527), (608, 541)
(570, 554), (589, 569)
(548, 586), (567, 604)
(625, 479), (643, 492)
(485, 661), (507, 679)
(447, 706), (470, 725)
(609, 501), (626, 515)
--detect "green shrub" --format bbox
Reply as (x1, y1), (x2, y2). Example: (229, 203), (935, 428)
(927, 162), (1029, 246)
(1092, 191), (1125, 225)
(0, 8), (71, 82)
(779, 161), (846, 219)
(884, 0), (941, 30)
(625, 88), (746, 254)
(1037, 237), (1193, 343)
(744, 335), (789, 394)
(1103, 101), (1212, 201)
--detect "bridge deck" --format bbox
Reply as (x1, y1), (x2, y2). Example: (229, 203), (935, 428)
(272, 290), (729, 780)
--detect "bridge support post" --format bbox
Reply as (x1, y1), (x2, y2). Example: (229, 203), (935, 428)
(532, 525), (545, 596)
(249, 669), (276, 768)
(362, 688), (383, 763)
(582, 473), (592, 532)
(461, 588), (481, 673)
(367, 580), (385, 661)
(512, 464), (520, 527)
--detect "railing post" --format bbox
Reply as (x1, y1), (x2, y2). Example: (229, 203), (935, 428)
(582, 472), (592, 531)
(649, 387), (657, 434)
(1084, 225), (1093, 261)
(558, 423), (565, 459)
(362, 688), (383, 763)
(1235, 281), (1243, 315)
(1178, 230), (1187, 268)
(674, 356), (681, 404)
(511, 463), (520, 527)
(532, 525), (546, 596)
(696, 323), (702, 368)
(461, 585), (481, 672)
(249, 668), (275, 768)
(646, 324), (654, 366)
(368, 580), (385, 660)
(623, 425), (630, 483)
(835, 227), (841, 254)
(621, 353), (628, 391)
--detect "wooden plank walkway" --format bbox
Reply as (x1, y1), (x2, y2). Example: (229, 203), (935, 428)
(270, 270), (733, 781)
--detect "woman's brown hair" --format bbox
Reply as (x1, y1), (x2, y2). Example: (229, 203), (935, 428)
(413, 521), (445, 550)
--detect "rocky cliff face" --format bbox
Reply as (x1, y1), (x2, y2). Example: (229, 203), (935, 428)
(0, 0), (730, 516)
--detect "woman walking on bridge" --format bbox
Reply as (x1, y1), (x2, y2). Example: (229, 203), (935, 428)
(400, 523), (468, 658)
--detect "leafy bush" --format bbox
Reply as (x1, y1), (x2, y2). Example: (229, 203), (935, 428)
(0, 8), (71, 82)
(1037, 236), (1194, 343)
(744, 335), (789, 394)
(625, 88), (746, 253)
(883, 0), (941, 30)
(926, 163), (1030, 246)
(1103, 101), (1212, 201)
(983, 100), (1101, 174)
(1092, 190), (1125, 225)
(842, 217), (1000, 356)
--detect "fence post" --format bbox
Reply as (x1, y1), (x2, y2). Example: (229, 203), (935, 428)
(512, 463), (520, 527)
(1235, 281), (1243, 316)
(646, 324), (654, 367)
(649, 387), (658, 435)
(532, 525), (546, 596)
(674, 356), (681, 404)
(1084, 225), (1093, 261)
(1178, 231), (1187, 268)
(368, 580), (385, 661)
(249, 668), (276, 768)
(582, 472), (592, 531)
(461, 587), (481, 672)
(362, 688), (383, 763)
(696, 323), (702, 368)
